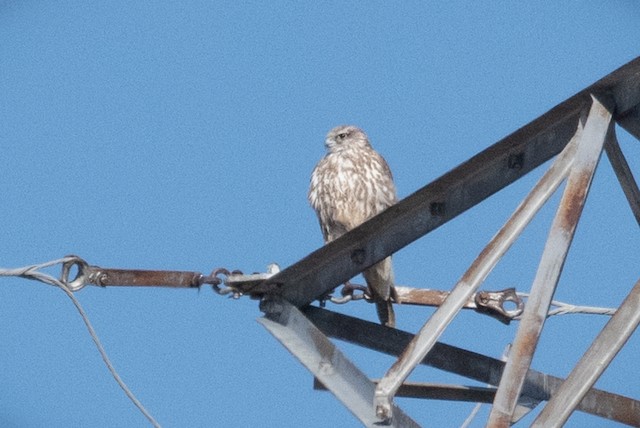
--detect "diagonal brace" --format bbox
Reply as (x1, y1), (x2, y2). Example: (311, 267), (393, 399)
(605, 127), (640, 226)
(257, 298), (420, 427)
(304, 306), (640, 426)
(372, 113), (585, 423)
(531, 277), (640, 427)
(487, 96), (613, 426)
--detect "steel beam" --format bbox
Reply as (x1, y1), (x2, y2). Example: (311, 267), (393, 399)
(372, 121), (584, 422)
(304, 306), (640, 426)
(315, 378), (498, 404)
(487, 97), (612, 426)
(257, 299), (420, 428)
(532, 277), (640, 427)
(254, 57), (640, 425)
(605, 128), (640, 226)
(254, 58), (640, 310)
(617, 103), (640, 140)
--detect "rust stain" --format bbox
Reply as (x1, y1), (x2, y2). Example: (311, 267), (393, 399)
(396, 288), (450, 306)
(93, 268), (202, 287)
(517, 328), (541, 360)
(557, 169), (591, 232)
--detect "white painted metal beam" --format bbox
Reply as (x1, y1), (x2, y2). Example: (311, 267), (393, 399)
(372, 120), (585, 423)
(258, 299), (420, 428)
(305, 306), (640, 426)
(531, 277), (640, 427)
(252, 57), (640, 309)
(487, 96), (613, 426)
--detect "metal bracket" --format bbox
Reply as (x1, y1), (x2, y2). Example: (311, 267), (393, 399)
(474, 288), (524, 324)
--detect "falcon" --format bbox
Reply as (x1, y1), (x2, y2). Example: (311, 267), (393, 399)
(308, 125), (398, 327)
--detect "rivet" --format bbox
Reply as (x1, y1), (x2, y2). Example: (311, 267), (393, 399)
(430, 202), (445, 216)
(351, 249), (366, 264)
(508, 153), (525, 170)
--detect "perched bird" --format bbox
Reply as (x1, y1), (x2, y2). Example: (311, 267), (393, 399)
(308, 125), (398, 327)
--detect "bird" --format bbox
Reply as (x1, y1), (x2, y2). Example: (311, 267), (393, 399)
(308, 125), (398, 327)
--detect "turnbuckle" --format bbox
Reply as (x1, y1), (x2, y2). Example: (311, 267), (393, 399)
(59, 255), (279, 298)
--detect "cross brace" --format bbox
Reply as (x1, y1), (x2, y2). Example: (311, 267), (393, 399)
(256, 57), (640, 426)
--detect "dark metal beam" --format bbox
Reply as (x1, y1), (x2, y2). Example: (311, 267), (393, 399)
(303, 306), (640, 427)
(617, 103), (640, 140)
(373, 120), (587, 422)
(256, 57), (640, 308)
(605, 128), (640, 226)
(314, 378), (498, 404)
(258, 300), (420, 427)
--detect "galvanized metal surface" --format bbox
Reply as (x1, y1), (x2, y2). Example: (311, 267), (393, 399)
(252, 58), (640, 309)
(263, 61), (640, 425)
(258, 298), (420, 428)
(64, 59), (634, 425)
(265, 59), (639, 425)
(487, 97), (613, 426)
(531, 277), (640, 427)
(31, 59), (638, 426)
(56, 58), (639, 425)
(473, 288), (524, 323)
(304, 306), (640, 426)
(372, 124), (584, 422)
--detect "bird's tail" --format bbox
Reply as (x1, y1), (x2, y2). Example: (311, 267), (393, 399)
(363, 257), (397, 328)
(375, 299), (396, 328)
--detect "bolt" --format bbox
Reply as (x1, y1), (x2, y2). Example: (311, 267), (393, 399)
(508, 152), (525, 170)
(430, 202), (445, 216)
(375, 404), (392, 424)
(351, 249), (366, 264)
(259, 297), (284, 317)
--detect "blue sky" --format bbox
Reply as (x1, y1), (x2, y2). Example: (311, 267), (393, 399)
(1, 2), (639, 427)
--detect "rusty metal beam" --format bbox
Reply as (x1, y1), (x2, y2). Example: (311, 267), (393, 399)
(394, 286), (523, 323)
(372, 121), (585, 422)
(488, 97), (612, 426)
(256, 57), (640, 309)
(304, 306), (640, 426)
(394, 286), (474, 307)
(531, 277), (640, 427)
(257, 299), (420, 428)
(254, 58), (640, 426)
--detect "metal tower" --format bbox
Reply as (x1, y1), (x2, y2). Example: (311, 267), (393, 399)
(250, 57), (640, 427)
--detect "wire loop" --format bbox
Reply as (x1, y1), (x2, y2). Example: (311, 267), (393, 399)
(60, 255), (90, 291)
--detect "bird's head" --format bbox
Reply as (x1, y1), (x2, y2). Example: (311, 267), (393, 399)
(324, 125), (371, 153)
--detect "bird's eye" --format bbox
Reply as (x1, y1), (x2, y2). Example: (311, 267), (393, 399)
(337, 133), (347, 140)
